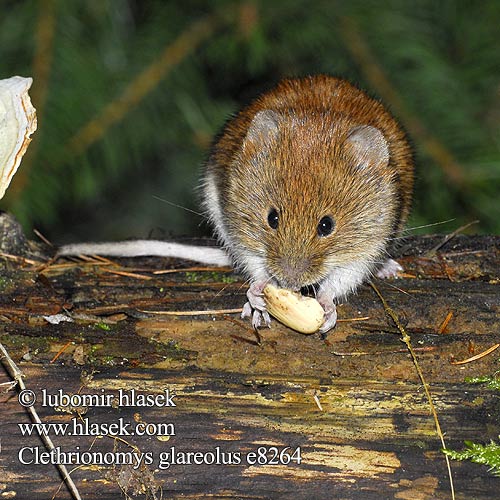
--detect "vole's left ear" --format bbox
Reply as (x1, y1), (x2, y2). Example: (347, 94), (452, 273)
(344, 125), (389, 170)
(242, 109), (281, 154)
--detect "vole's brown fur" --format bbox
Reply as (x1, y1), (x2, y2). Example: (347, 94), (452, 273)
(203, 75), (414, 330)
(60, 75), (414, 332)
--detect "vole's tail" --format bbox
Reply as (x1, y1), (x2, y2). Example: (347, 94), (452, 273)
(58, 240), (231, 267)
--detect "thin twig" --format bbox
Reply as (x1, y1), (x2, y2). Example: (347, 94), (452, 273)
(33, 228), (54, 247)
(0, 341), (82, 500)
(51, 464), (85, 500)
(331, 346), (437, 357)
(50, 341), (74, 364)
(85, 254), (117, 265)
(0, 252), (44, 266)
(39, 260), (111, 271)
(153, 266), (232, 274)
(427, 220), (480, 255)
(450, 343), (500, 365)
(0, 380), (18, 391)
(437, 312), (454, 334)
(139, 308), (241, 316)
(100, 268), (153, 280)
(369, 283), (455, 500)
(337, 316), (370, 323)
(313, 391), (323, 411)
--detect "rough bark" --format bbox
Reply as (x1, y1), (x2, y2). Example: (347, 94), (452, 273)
(0, 221), (499, 499)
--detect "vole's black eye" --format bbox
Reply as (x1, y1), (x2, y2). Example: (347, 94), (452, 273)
(267, 208), (279, 229)
(317, 215), (335, 237)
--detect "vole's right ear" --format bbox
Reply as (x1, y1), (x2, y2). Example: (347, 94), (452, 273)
(243, 110), (280, 152)
(343, 125), (389, 171)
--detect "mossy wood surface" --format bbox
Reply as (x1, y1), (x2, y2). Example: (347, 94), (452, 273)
(0, 228), (499, 499)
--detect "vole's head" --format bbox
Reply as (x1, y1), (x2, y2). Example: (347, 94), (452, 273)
(224, 109), (399, 290)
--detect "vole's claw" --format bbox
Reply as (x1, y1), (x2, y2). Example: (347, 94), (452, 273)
(242, 300), (270, 328)
(241, 281), (272, 329)
(249, 309), (271, 329)
(246, 282), (266, 310)
(319, 297), (337, 333)
(252, 310), (262, 329)
(241, 301), (252, 319)
(319, 307), (337, 333)
(262, 310), (271, 326)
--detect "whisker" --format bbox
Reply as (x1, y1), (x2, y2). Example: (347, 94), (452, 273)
(396, 218), (456, 236)
(152, 195), (206, 218)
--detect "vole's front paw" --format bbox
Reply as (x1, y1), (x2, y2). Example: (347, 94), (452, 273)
(376, 258), (403, 279)
(241, 281), (271, 329)
(318, 300), (337, 333)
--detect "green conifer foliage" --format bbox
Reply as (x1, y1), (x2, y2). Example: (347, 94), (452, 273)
(0, 1), (498, 241)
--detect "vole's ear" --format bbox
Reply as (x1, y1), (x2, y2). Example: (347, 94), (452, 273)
(243, 110), (280, 151)
(344, 125), (389, 170)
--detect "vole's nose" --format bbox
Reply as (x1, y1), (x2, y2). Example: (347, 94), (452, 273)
(277, 257), (312, 290)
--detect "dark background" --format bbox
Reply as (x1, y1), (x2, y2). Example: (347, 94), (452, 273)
(0, 0), (499, 243)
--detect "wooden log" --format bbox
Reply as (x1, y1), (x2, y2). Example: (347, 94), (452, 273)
(0, 219), (499, 499)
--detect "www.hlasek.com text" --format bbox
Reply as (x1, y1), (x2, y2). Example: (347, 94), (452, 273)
(18, 417), (175, 437)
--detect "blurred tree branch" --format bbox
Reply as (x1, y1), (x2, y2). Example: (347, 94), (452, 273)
(338, 16), (467, 188)
(67, 15), (220, 158)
